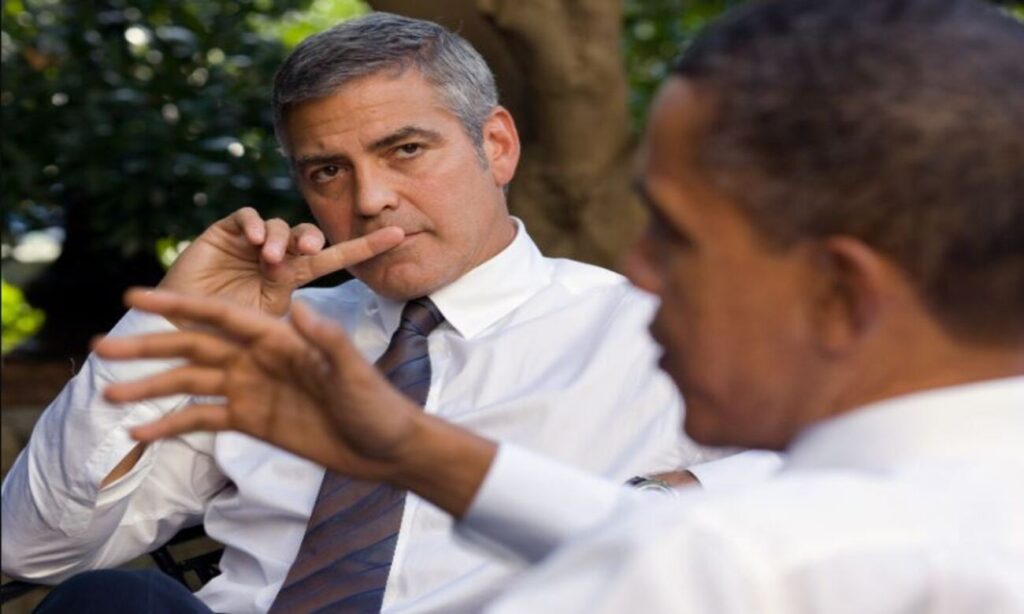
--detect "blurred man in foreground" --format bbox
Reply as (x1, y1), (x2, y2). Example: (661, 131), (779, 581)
(87, 0), (1024, 611)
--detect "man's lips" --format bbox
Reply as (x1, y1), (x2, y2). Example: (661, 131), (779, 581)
(360, 226), (423, 238)
(363, 230), (421, 260)
(397, 230), (423, 245)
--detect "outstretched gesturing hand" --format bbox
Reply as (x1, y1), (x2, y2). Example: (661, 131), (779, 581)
(159, 207), (403, 317)
(98, 289), (421, 478)
(96, 290), (496, 512)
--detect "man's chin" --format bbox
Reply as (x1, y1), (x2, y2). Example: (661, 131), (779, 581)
(684, 410), (789, 451)
(350, 262), (441, 302)
(682, 412), (727, 446)
(681, 405), (745, 448)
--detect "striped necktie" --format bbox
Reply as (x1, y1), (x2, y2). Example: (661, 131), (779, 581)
(270, 297), (445, 613)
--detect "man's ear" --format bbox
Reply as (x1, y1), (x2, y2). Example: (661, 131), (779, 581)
(811, 236), (892, 354)
(482, 106), (520, 187)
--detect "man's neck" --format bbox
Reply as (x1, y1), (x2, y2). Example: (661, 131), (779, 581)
(830, 338), (1024, 424)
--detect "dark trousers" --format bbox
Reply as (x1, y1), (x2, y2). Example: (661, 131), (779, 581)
(34, 569), (213, 614)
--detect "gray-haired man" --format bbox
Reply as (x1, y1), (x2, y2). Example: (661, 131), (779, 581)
(2, 13), (772, 613)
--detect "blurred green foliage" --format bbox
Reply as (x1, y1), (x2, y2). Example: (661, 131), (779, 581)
(251, 0), (367, 49)
(1, 0), (365, 256)
(991, 0), (1024, 18)
(622, 0), (746, 130)
(1, 278), (45, 352)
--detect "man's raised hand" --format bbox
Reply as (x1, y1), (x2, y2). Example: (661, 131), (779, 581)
(158, 207), (403, 317)
(95, 289), (498, 514)
(97, 289), (425, 480)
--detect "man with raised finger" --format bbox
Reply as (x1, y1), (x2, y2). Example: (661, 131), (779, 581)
(0, 12), (773, 614)
(81, 0), (1023, 611)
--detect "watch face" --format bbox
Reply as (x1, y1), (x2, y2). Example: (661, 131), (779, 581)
(626, 476), (676, 496)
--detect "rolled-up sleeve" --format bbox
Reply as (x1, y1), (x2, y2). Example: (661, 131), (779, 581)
(2, 310), (225, 582)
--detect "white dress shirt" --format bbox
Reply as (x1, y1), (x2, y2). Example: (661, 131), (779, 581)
(1, 221), (766, 613)
(463, 377), (1024, 613)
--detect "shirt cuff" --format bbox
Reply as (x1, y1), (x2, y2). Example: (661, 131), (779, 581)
(686, 450), (784, 490)
(456, 444), (638, 563)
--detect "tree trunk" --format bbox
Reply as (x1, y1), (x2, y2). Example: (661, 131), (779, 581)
(368, 0), (641, 269)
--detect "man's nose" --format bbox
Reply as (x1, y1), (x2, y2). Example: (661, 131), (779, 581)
(354, 166), (398, 216)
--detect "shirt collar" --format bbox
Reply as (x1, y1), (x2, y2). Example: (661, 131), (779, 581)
(784, 376), (1024, 473)
(374, 218), (552, 340)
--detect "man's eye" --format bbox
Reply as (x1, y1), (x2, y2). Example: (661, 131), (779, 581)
(395, 143), (422, 158)
(311, 165), (340, 183)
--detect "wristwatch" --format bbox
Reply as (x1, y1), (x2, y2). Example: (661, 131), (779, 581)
(625, 475), (678, 496)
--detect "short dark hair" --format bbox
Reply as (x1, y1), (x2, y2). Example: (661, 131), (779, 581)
(272, 13), (498, 154)
(675, 0), (1024, 343)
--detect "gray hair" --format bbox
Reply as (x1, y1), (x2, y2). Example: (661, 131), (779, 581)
(272, 12), (498, 155)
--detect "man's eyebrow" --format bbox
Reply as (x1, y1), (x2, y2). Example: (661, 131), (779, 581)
(368, 125), (443, 152)
(290, 126), (443, 168)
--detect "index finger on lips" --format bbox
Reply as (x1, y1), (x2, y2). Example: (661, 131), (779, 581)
(305, 227), (404, 280)
(123, 288), (281, 342)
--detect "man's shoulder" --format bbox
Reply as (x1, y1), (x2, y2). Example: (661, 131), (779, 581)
(546, 256), (624, 288)
(544, 257), (653, 306)
(502, 256), (658, 333)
